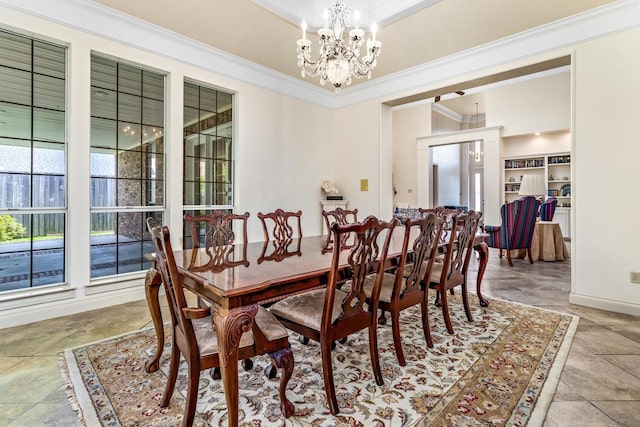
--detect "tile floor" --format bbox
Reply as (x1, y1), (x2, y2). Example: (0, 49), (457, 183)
(1, 246), (639, 426)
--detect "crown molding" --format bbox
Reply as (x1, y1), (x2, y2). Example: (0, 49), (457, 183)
(432, 103), (463, 122)
(251, 0), (442, 30)
(0, 0), (638, 110)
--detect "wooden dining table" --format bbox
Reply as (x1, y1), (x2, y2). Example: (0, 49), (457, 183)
(143, 230), (489, 426)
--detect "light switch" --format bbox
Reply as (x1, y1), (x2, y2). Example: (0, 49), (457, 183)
(360, 179), (368, 191)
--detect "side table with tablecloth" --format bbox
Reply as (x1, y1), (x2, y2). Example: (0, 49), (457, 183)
(515, 220), (568, 261)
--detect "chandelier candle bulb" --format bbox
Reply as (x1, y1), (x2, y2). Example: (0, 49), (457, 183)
(354, 9), (360, 29)
(371, 22), (377, 42)
(301, 20), (307, 40)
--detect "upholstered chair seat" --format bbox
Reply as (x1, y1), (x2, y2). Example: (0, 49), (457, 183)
(270, 288), (348, 330)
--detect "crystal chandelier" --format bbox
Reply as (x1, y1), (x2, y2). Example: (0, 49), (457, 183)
(296, 2), (381, 92)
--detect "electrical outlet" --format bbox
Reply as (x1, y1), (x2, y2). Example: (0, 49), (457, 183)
(631, 272), (640, 284)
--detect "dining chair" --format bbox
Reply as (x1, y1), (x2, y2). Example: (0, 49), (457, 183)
(269, 216), (398, 415)
(428, 210), (482, 334)
(368, 213), (444, 366)
(483, 196), (540, 266)
(184, 210), (249, 249)
(321, 207), (358, 253)
(258, 209), (302, 242)
(184, 211), (250, 307)
(146, 218), (294, 426)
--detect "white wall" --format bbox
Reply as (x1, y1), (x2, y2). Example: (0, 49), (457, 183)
(391, 104), (430, 208)
(501, 132), (571, 158)
(486, 70), (571, 136)
(570, 27), (640, 313)
(331, 100), (386, 219)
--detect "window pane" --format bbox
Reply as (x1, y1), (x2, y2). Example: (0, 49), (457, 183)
(91, 149), (116, 177)
(91, 177), (116, 207)
(118, 122), (141, 150)
(184, 82), (199, 108)
(0, 138), (31, 173)
(33, 141), (65, 174)
(91, 118), (117, 149)
(143, 71), (164, 101)
(32, 174), (65, 208)
(0, 31), (31, 72)
(199, 86), (217, 112)
(33, 108), (65, 142)
(0, 102), (31, 140)
(118, 63), (141, 96)
(142, 98), (163, 127)
(0, 66), (31, 105)
(117, 150), (141, 179)
(91, 88), (117, 119)
(91, 56), (117, 91)
(34, 74), (65, 110)
(0, 174), (30, 209)
(117, 179), (142, 206)
(118, 93), (141, 123)
(217, 92), (232, 113)
(184, 107), (200, 133)
(142, 126), (163, 149)
(34, 41), (66, 79)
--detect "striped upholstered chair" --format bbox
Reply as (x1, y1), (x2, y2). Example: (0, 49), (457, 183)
(539, 197), (557, 221)
(484, 196), (541, 266)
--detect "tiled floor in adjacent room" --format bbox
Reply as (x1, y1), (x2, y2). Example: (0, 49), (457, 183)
(1, 245), (639, 426)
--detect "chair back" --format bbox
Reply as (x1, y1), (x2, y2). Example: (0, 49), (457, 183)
(184, 211), (250, 271)
(147, 218), (197, 350)
(322, 207), (358, 250)
(439, 211), (482, 285)
(258, 209), (303, 241)
(421, 206), (461, 243)
(539, 197), (557, 221)
(325, 216), (398, 331)
(184, 211), (249, 249)
(396, 213), (444, 298)
(322, 207), (358, 233)
(499, 196), (540, 250)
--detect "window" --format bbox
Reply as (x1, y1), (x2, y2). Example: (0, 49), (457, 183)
(90, 55), (164, 278)
(0, 30), (66, 293)
(183, 81), (234, 248)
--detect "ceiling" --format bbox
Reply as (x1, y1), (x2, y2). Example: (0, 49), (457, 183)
(90, 0), (613, 115)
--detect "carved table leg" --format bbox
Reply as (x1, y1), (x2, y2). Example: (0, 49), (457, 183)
(144, 267), (164, 373)
(474, 241), (490, 307)
(268, 347), (295, 418)
(212, 305), (258, 427)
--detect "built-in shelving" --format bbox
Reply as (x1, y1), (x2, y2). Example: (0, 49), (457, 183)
(503, 153), (571, 237)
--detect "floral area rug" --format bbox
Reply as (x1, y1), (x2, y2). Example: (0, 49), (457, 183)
(60, 295), (578, 426)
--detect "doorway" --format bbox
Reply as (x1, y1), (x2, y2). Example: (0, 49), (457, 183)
(430, 140), (484, 212)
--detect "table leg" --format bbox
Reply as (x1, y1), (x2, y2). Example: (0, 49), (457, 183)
(212, 305), (258, 427)
(474, 242), (490, 307)
(144, 267), (164, 373)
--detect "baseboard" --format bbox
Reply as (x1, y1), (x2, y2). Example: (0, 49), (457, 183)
(0, 287), (147, 328)
(569, 293), (640, 317)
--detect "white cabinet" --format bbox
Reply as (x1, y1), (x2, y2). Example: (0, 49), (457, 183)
(320, 200), (348, 235)
(553, 207), (570, 238)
